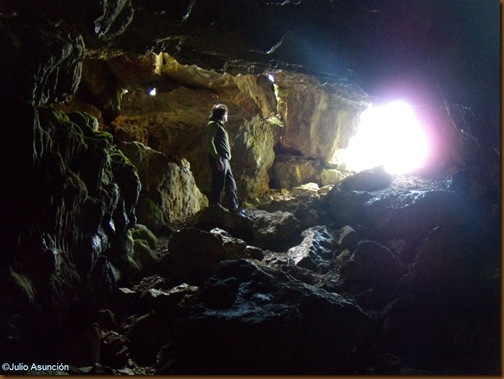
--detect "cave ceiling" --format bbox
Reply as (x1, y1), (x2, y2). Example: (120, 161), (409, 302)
(1, 0), (500, 147)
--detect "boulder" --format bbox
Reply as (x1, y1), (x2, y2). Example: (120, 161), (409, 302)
(248, 210), (302, 252)
(229, 115), (278, 197)
(287, 226), (335, 270)
(291, 182), (320, 197)
(160, 227), (251, 285)
(139, 283), (199, 317)
(339, 166), (393, 192)
(126, 224), (160, 278)
(293, 202), (321, 229)
(192, 204), (254, 242)
(130, 224), (158, 250)
(320, 168), (345, 186)
(364, 190), (484, 241)
(118, 141), (208, 231)
(404, 226), (499, 302)
(326, 180), (496, 245)
(158, 259), (371, 375)
(339, 241), (401, 291)
(193, 206), (305, 253)
(271, 156), (323, 189)
(325, 188), (373, 226)
(132, 239), (159, 277)
(335, 225), (361, 252)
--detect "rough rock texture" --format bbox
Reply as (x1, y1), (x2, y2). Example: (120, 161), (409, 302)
(158, 259), (371, 375)
(100, 0), (499, 151)
(0, 12), (143, 366)
(0, 15), (85, 107)
(192, 205), (304, 253)
(115, 56), (367, 194)
(77, 59), (122, 122)
(229, 115), (278, 196)
(118, 141), (208, 231)
(0, 105), (142, 363)
(287, 225), (335, 270)
(375, 225), (501, 373)
(2, 0), (499, 147)
(160, 227), (251, 285)
(271, 156), (324, 189)
(339, 240), (401, 291)
(109, 58), (283, 199)
(339, 166), (393, 192)
(248, 210), (303, 252)
(274, 71), (367, 160)
(0, 0), (499, 376)
(325, 176), (499, 243)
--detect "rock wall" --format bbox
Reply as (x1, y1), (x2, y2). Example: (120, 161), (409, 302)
(0, 2), (499, 375)
(89, 53), (372, 195)
(107, 54), (287, 199)
(118, 141), (208, 231)
(274, 71), (368, 160)
(0, 13), (142, 363)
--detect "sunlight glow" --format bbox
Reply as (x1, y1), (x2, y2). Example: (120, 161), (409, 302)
(341, 101), (429, 175)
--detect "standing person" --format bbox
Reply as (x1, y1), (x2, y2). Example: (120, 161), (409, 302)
(206, 104), (240, 213)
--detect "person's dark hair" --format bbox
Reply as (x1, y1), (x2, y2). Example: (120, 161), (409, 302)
(209, 104), (228, 122)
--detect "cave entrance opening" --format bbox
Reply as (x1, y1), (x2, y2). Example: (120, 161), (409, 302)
(338, 100), (429, 175)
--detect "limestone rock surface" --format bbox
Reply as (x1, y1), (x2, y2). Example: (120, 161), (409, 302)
(159, 259), (370, 375)
(118, 141), (208, 231)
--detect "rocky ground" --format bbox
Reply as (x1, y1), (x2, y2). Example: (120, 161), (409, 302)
(40, 170), (500, 375)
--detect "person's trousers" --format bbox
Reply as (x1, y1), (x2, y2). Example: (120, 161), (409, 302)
(208, 155), (239, 211)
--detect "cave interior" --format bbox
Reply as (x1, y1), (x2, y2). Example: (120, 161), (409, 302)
(0, 0), (501, 375)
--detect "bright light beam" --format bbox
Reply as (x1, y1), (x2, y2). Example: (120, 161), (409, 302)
(342, 101), (429, 175)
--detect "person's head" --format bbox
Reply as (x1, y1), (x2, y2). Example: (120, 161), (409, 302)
(210, 104), (228, 122)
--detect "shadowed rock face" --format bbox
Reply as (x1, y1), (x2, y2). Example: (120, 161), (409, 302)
(1, 0), (499, 144)
(159, 259), (371, 375)
(0, 0), (499, 376)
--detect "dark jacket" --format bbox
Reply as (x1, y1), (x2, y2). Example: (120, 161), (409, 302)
(206, 120), (231, 160)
